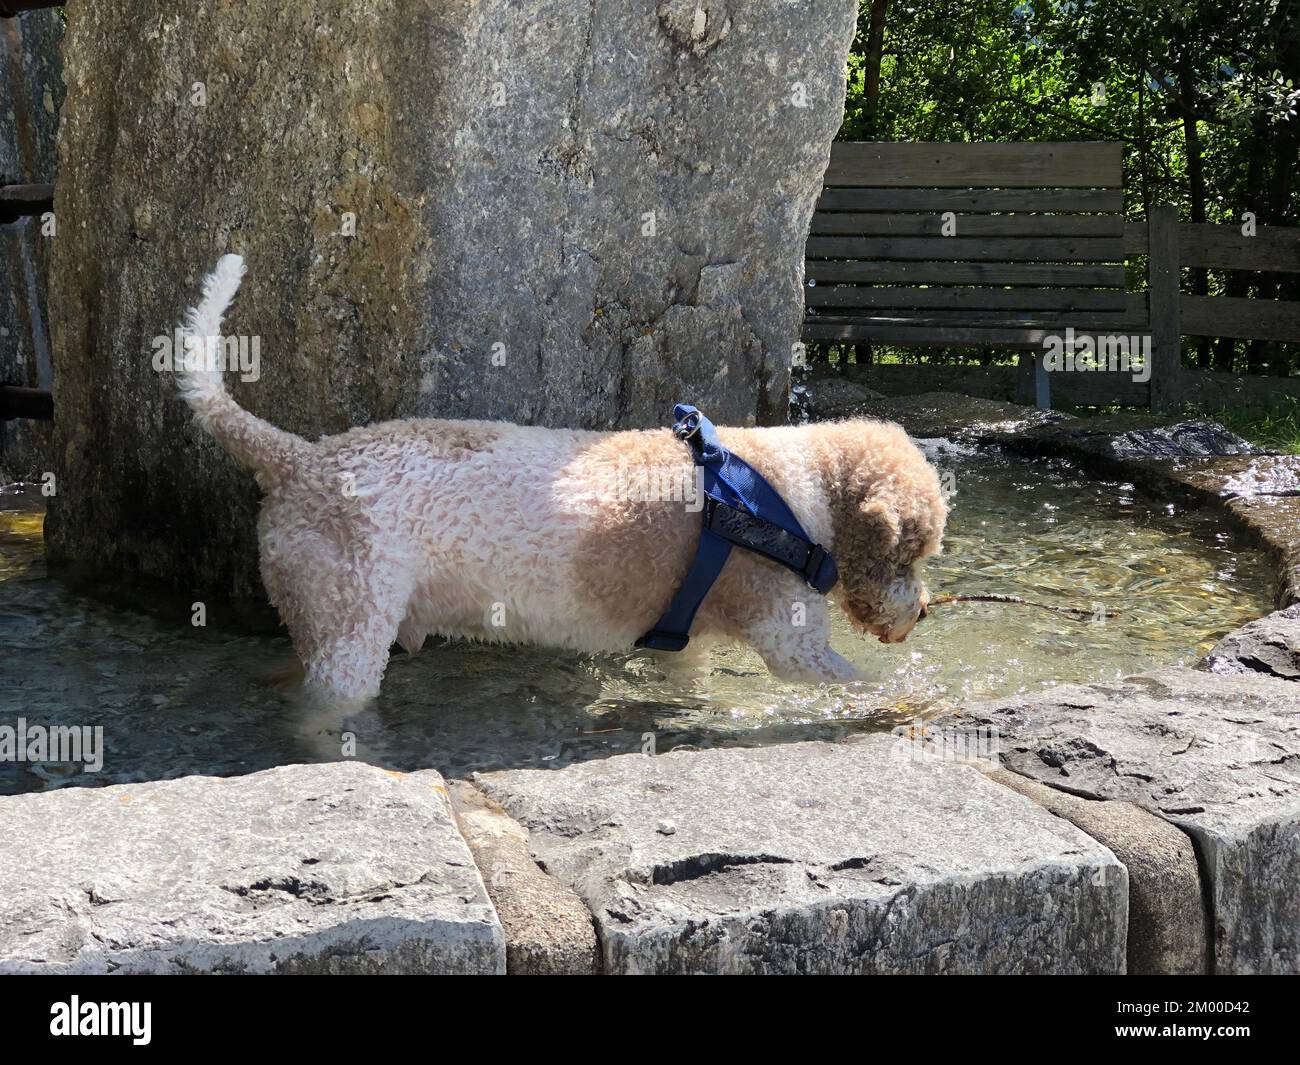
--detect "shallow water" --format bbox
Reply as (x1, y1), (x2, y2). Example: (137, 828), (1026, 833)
(0, 447), (1274, 792)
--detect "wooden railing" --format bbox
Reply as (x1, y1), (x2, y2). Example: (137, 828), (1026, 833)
(1131, 208), (1300, 409)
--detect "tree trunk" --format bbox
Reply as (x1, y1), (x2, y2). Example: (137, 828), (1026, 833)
(861, 0), (892, 137)
(1135, 46), (1151, 219)
(1214, 114), (1267, 373)
(1175, 46), (1211, 369)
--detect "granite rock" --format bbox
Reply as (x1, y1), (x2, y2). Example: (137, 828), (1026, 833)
(956, 666), (1300, 973)
(0, 763), (504, 974)
(45, 0), (857, 596)
(478, 737), (1127, 974)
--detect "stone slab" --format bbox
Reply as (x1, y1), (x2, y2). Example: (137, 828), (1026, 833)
(985, 767), (1208, 974)
(955, 666), (1300, 974)
(477, 736), (1126, 974)
(0, 763), (504, 974)
(1203, 604), (1300, 682)
(448, 779), (599, 974)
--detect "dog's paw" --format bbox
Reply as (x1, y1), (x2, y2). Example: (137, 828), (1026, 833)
(280, 681), (385, 762)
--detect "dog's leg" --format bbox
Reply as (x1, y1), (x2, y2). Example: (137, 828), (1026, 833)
(279, 563), (409, 764)
(756, 633), (861, 684)
(735, 602), (863, 684)
(272, 550), (411, 711)
(649, 636), (714, 687)
(299, 605), (406, 710)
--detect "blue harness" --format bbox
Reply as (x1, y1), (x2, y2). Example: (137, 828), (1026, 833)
(637, 404), (839, 652)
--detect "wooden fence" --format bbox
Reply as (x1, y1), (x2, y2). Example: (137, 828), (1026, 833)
(804, 142), (1300, 411)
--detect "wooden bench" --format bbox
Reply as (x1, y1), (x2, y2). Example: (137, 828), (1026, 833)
(802, 141), (1145, 407)
(803, 141), (1300, 410)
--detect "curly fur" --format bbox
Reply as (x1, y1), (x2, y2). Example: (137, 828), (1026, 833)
(174, 257), (948, 706)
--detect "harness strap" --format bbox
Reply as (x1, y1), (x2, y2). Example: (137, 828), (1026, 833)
(637, 404), (839, 652)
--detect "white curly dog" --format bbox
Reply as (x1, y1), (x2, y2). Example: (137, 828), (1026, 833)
(175, 255), (947, 709)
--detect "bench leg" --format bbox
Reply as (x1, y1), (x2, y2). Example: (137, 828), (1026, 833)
(1017, 351), (1052, 410)
(1034, 350), (1051, 410)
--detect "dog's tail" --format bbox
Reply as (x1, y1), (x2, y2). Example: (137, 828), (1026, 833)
(175, 255), (309, 485)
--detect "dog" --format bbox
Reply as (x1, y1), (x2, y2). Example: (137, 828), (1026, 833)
(175, 255), (947, 708)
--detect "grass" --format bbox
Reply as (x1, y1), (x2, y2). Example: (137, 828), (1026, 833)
(811, 348), (1300, 454)
(1188, 397), (1300, 455)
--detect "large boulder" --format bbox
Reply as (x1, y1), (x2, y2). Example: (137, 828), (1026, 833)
(45, 0), (856, 598)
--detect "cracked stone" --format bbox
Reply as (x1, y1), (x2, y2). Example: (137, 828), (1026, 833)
(1202, 604), (1300, 682)
(477, 736), (1126, 974)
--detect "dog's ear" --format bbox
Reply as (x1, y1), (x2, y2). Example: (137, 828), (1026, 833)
(849, 497), (901, 561)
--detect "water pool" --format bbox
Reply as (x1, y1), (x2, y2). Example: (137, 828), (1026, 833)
(0, 445), (1274, 791)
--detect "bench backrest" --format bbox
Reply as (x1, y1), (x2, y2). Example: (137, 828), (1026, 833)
(803, 142), (1138, 347)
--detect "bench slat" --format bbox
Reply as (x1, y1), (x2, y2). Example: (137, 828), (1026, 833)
(809, 213), (1125, 237)
(815, 188), (1125, 213)
(801, 322), (1134, 347)
(806, 236), (1126, 262)
(805, 261), (1127, 287)
(805, 286), (1131, 312)
(822, 142), (1124, 188)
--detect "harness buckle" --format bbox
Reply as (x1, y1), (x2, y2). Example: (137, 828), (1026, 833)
(673, 411), (702, 442)
(802, 543), (827, 583)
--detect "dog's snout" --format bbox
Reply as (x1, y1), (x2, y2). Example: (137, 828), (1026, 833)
(918, 603), (928, 620)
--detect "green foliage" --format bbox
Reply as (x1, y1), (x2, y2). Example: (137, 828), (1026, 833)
(843, 0), (1299, 220)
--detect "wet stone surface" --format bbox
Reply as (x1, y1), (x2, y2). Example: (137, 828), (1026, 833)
(848, 391), (1070, 440)
(1022, 417), (1259, 459)
(950, 666), (1300, 974)
(1203, 605), (1300, 681)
